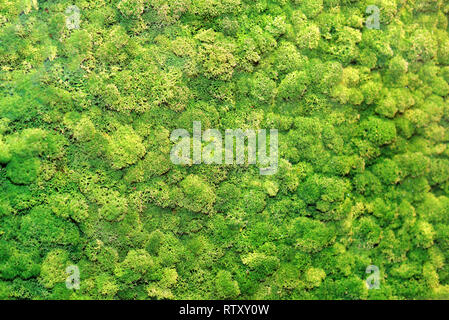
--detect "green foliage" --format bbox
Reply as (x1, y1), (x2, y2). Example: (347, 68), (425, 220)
(114, 249), (155, 284)
(0, 0), (448, 301)
(180, 174), (216, 214)
(106, 125), (146, 169)
(6, 157), (40, 185)
(39, 249), (69, 289)
(291, 217), (336, 253)
(242, 252), (280, 279)
(215, 270), (240, 299)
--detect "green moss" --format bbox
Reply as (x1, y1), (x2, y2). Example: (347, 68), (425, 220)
(0, 0), (448, 301)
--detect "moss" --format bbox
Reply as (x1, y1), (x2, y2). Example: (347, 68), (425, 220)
(0, 0), (448, 301)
